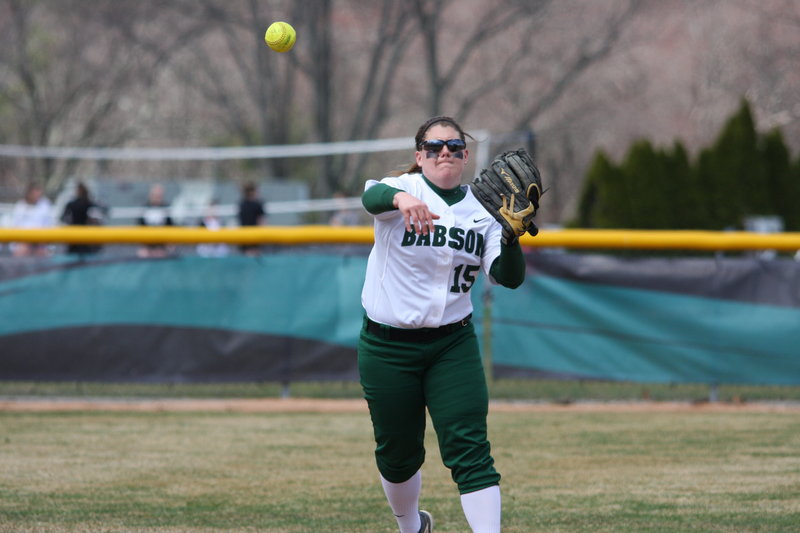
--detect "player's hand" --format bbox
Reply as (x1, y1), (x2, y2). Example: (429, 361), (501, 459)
(393, 191), (440, 235)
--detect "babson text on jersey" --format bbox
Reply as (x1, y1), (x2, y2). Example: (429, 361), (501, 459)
(401, 225), (485, 256)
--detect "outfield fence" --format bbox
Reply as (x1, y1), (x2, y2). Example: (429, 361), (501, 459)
(1, 227), (799, 390)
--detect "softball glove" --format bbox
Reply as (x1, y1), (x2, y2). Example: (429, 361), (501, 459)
(470, 148), (543, 244)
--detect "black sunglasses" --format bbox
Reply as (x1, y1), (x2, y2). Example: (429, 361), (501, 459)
(419, 139), (466, 153)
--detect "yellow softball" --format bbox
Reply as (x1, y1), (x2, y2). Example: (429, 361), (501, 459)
(264, 21), (296, 53)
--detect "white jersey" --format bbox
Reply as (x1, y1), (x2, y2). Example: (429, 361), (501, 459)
(361, 172), (504, 329)
(11, 198), (54, 229)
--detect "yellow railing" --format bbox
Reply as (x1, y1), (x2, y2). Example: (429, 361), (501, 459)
(1, 226), (800, 250)
(525, 229), (800, 251)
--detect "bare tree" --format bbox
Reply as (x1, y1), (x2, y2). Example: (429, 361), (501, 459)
(3, 0), (799, 226)
(0, 0), (216, 193)
(511, 1), (640, 221)
(319, 0), (418, 195)
(510, 2), (640, 130)
(147, 1), (299, 178)
(411, 0), (549, 118)
(391, 0), (639, 220)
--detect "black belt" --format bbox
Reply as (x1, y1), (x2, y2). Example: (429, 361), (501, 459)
(365, 314), (472, 342)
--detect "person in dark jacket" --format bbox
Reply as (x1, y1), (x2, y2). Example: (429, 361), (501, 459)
(61, 181), (106, 255)
(237, 181), (267, 255)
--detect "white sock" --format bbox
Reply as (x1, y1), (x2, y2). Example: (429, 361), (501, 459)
(380, 470), (422, 533)
(460, 485), (501, 533)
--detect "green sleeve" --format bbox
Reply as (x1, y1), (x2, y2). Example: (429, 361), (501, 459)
(489, 241), (526, 289)
(362, 183), (404, 215)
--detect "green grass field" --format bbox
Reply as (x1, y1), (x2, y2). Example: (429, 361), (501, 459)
(4, 379), (800, 403)
(2, 405), (799, 532)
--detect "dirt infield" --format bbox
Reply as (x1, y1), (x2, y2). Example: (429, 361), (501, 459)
(2, 397), (799, 413)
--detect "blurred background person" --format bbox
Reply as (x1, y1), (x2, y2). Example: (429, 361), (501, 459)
(237, 181), (266, 256)
(60, 181), (106, 256)
(10, 182), (55, 257)
(329, 191), (361, 226)
(196, 199), (230, 258)
(137, 183), (174, 258)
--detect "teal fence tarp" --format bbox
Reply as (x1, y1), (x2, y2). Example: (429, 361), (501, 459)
(491, 253), (800, 385)
(1, 250), (798, 384)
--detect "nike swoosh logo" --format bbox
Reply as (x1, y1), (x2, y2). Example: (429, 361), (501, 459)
(473, 217), (488, 223)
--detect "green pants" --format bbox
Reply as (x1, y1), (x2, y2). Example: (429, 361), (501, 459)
(358, 318), (500, 494)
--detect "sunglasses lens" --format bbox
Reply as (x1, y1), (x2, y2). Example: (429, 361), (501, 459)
(446, 139), (466, 152)
(422, 140), (445, 152)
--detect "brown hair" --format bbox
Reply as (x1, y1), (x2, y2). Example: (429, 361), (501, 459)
(242, 181), (258, 198)
(390, 116), (473, 176)
(24, 182), (44, 204)
(76, 181), (90, 201)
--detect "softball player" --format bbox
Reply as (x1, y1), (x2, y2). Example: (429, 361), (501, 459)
(359, 116), (525, 533)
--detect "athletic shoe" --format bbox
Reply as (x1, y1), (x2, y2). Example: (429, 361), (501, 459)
(418, 510), (434, 533)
